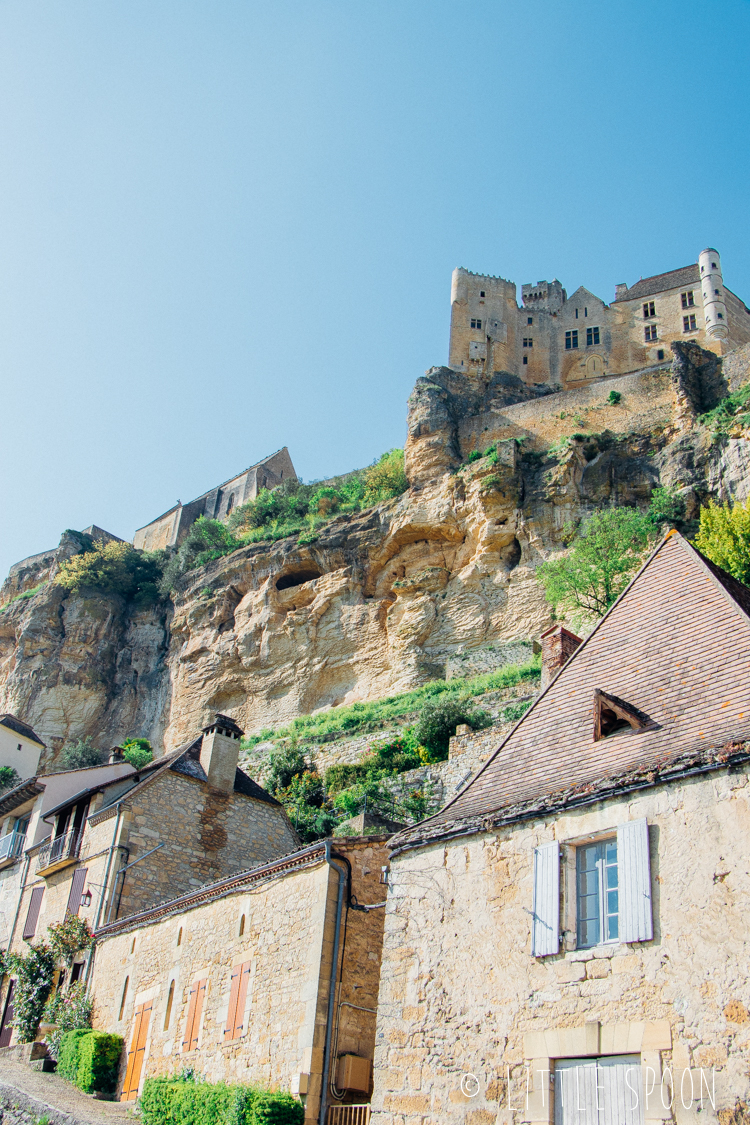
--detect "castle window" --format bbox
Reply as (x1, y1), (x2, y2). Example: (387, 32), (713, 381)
(715, 289), (720, 295)
(575, 309), (579, 319)
(718, 312), (724, 319)
(470, 318), (482, 329)
(527, 317), (533, 325)
(565, 330), (578, 350)
(657, 349), (665, 360)
(712, 262), (717, 268)
(480, 291), (485, 297)
(584, 307), (588, 317)
(164, 980), (175, 1030)
(523, 338), (533, 348)
(644, 325), (658, 342)
(586, 327), (600, 346)
(683, 314), (697, 332)
(681, 291), (695, 308)
(523, 356), (528, 365)
(643, 301), (655, 318)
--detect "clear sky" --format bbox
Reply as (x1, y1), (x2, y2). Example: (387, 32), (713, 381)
(1, 0), (749, 579)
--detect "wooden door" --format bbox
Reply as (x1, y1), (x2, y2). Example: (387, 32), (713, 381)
(0, 981), (15, 1048)
(121, 1000), (152, 1101)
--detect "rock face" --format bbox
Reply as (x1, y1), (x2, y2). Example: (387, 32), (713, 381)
(1, 343), (749, 755)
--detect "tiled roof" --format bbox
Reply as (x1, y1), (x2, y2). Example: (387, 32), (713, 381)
(392, 533), (750, 851)
(0, 778), (45, 818)
(0, 714), (46, 747)
(613, 264), (699, 302)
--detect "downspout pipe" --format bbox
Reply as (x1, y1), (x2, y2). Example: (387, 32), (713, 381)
(319, 841), (348, 1125)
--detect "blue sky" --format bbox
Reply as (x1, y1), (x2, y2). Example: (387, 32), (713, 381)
(1, 0), (749, 578)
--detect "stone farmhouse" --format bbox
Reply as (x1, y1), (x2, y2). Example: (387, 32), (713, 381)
(89, 836), (388, 1117)
(133, 447), (297, 552)
(449, 247), (750, 388)
(371, 531), (750, 1125)
(0, 713), (299, 1046)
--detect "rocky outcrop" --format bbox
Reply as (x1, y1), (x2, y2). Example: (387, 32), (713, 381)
(1, 343), (749, 756)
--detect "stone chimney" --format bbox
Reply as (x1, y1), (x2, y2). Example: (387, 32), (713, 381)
(541, 625), (582, 689)
(108, 747), (125, 764)
(199, 713), (244, 795)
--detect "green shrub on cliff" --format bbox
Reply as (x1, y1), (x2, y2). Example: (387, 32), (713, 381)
(57, 736), (106, 770)
(412, 697), (492, 761)
(55, 541), (166, 607)
(694, 497), (750, 584)
(699, 382), (750, 433)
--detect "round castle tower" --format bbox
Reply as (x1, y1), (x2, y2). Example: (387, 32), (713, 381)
(699, 248), (729, 345)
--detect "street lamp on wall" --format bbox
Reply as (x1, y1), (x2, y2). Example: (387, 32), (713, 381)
(80, 889), (93, 909)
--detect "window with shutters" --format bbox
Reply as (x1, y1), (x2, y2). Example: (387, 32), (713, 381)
(224, 962), (252, 1041)
(554, 1055), (644, 1125)
(576, 839), (619, 947)
(22, 886), (44, 940)
(182, 979), (207, 1052)
(66, 867), (88, 916)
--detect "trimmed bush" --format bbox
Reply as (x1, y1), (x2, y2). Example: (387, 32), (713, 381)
(140, 1077), (304, 1125)
(57, 1028), (123, 1093)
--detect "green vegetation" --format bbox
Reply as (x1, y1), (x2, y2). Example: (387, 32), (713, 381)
(140, 1075), (305, 1125)
(699, 382), (750, 433)
(55, 541), (166, 607)
(0, 766), (21, 793)
(538, 491), (686, 624)
(56, 736), (106, 771)
(6, 942), (56, 1042)
(607, 390), (622, 405)
(48, 915), (95, 970)
(58, 1029), (123, 1094)
(121, 737), (154, 769)
(694, 497), (750, 584)
(42, 983), (93, 1060)
(0, 584), (47, 614)
(412, 697), (492, 760)
(242, 657), (540, 750)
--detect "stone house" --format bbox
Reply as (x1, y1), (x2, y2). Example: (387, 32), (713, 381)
(0, 714), (299, 1046)
(0, 714), (46, 781)
(89, 835), (388, 1120)
(371, 531), (750, 1125)
(449, 247), (750, 387)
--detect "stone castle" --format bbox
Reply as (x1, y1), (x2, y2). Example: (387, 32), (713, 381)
(449, 246), (750, 387)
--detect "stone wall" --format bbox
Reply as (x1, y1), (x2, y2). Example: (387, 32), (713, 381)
(370, 764), (750, 1125)
(90, 839), (388, 1118)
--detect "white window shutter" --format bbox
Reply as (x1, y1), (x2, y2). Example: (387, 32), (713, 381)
(532, 841), (560, 957)
(617, 818), (653, 943)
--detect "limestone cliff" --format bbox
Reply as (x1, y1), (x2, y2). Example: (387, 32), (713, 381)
(1, 343), (749, 757)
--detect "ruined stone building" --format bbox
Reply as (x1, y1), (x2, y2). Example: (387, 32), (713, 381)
(371, 531), (750, 1125)
(0, 713), (299, 1047)
(134, 446), (297, 551)
(449, 247), (750, 388)
(89, 837), (387, 1116)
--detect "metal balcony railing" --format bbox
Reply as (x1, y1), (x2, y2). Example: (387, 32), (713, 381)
(326, 1107), (371, 1125)
(35, 827), (83, 874)
(0, 831), (26, 862)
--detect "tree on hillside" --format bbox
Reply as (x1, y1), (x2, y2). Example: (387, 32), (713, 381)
(694, 497), (750, 584)
(57, 737), (106, 771)
(55, 541), (165, 607)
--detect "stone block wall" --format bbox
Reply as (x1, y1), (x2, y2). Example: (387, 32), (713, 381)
(370, 764), (750, 1125)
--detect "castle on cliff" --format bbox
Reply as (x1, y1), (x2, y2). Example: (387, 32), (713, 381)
(448, 247), (750, 387)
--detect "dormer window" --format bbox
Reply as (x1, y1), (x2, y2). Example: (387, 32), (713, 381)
(594, 689), (647, 740)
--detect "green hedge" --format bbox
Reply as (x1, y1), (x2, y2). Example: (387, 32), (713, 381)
(57, 1028), (123, 1093)
(141, 1078), (304, 1125)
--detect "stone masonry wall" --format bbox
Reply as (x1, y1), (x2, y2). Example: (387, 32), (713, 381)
(371, 764), (750, 1125)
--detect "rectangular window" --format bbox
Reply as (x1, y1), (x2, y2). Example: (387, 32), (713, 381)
(470, 318), (482, 329)
(681, 290), (695, 308)
(224, 962), (252, 1041)
(586, 327), (600, 346)
(522, 355), (528, 364)
(527, 316), (533, 325)
(523, 337), (533, 347)
(565, 330), (578, 350)
(22, 886), (44, 940)
(576, 839), (618, 948)
(643, 301), (655, 318)
(683, 314), (697, 332)
(644, 325), (658, 341)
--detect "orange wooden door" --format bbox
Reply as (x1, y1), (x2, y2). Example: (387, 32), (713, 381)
(121, 1000), (152, 1101)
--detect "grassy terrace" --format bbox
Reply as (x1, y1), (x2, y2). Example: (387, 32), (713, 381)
(241, 655), (541, 749)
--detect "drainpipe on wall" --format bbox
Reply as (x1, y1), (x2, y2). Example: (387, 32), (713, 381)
(5, 851), (30, 955)
(318, 841), (348, 1125)
(85, 807), (124, 989)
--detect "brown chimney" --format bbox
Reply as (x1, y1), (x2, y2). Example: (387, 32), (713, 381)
(541, 625), (582, 689)
(108, 746), (125, 764)
(199, 713), (245, 795)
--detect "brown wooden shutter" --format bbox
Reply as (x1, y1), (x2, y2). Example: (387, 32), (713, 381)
(122, 1001), (152, 1101)
(224, 962), (251, 1041)
(66, 867), (88, 917)
(22, 887), (44, 940)
(182, 979), (206, 1050)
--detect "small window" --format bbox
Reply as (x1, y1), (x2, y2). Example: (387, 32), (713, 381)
(712, 261), (717, 268)
(644, 325), (658, 342)
(657, 349), (665, 360)
(522, 355), (528, 365)
(718, 312), (724, 319)
(565, 330), (578, 350)
(643, 301), (655, 318)
(523, 337), (532, 347)
(586, 327), (600, 346)
(584, 307), (588, 317)
(575, 308), (579, 319)
(470, 318), (482, 329)
(226, 494), (235, 515)
(119, 976), (129, 1021)
(16, 743), (21, 752)
(131, 937), (136, 955)
(715, 288), (720, 295)
(177, 927), (182, 946)
(238, 914), (245, 937)
(577, 838), (619, 947)
(70, 962), (84, 984)
(681, 291), (694, 308)
(164, 979), (175, 1030)
(683, 314), (697, 332)
(480, 290), (485, 297)
(527, 316), (533, 325)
